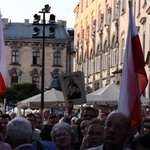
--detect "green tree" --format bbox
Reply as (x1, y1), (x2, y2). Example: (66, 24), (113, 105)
(0, 82), (41, 105)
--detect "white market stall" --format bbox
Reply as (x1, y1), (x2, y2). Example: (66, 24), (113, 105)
(17, 88), (65, 109)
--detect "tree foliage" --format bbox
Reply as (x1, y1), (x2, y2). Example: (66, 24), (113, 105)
(0, 82), (41, 104)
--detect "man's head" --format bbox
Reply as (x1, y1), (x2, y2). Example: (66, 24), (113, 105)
(9, 112), (17, 119)
(48, 114), (59, 125)
(81, 106), (97, 120)
(25, 113), (36, 130)
(43, 109), (50, 120)
(6, 117), (32, 148)
(87, 118), (104, 148)
(0, 114), (11, 134)
(103, 111), (131, 149)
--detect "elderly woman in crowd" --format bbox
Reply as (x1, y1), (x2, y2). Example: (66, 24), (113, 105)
(51, 122), (75, 150)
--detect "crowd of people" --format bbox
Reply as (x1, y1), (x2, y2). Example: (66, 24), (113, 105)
(0, 101), (150, 150)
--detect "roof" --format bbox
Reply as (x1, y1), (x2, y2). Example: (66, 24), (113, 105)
(3, 21), (72, 41)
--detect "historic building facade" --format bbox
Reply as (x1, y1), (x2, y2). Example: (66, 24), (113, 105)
(3, 18), (74, 89)
(74, 0), (150, 97)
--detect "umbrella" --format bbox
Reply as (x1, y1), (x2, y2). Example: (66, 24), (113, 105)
(86, 83), (150, 108)
(17, 88), (65, 109)
(86, 83), (119, 107)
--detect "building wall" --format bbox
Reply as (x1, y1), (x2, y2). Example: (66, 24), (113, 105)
(3, 19), (72, 90)
(74, 0), (150, 97)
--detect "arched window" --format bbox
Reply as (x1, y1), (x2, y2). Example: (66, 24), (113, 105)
(9, 68), (22, 85)
(90, 50), (93, 75)
(121, 38), (125, 63)
(96, 44), (101, 72)
(30, 68), (41, 87)
(103, 41), (108, 69)
(111, 36), (116, 66)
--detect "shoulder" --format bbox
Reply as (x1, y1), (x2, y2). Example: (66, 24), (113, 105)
(0, 141), (11, 150)
(86, 145), (103, 150)
(122, 146), (131, 150)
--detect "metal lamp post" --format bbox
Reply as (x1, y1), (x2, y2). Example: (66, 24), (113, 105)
(32, 4), (56, 110)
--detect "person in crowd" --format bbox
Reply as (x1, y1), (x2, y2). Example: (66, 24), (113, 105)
(97, 111), (108, 125)
(9, 112), (17, 119)
(86, 111), (131, 150)
(59, 101), (74, 124)
(80, 118), (104, 150)
(131, 132), (150, 150)
(51, 122), (75, 150)
(70, 117), (78, 125)
(0, 123), (11, 150)
(73, 118), (91, 150)
(0, 114), (11, 141)
(81, 106), (98, 120)
(6, 116), (36, 150)
(32, 124), (57, 150)
(25, 113), (41, 142)
(43, 108), (50, 125)
(143, 117), (150, 134)
(143, 122), (150, 134)
(48, 114), (59, 125)
(34, 112), (43, 130)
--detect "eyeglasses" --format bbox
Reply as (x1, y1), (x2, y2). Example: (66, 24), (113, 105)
(55, 132), (70, 138)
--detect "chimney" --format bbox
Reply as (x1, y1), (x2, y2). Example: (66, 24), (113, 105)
(24, 19), (29, 25)
(2, 18), (8, 28)
(57, 20), (66, 27)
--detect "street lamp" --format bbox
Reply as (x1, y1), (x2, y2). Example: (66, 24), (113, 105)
(32, 4), (57, 110)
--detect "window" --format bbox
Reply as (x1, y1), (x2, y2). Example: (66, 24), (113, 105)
(11, 51), (19, 64)
(143, 32), (145, 57)
(33, 51), (40, 65)
(30, 68), (40, 87)
(111, 36), (116, 66)
(122, 0), (126, 12)
(81, 0), (83, 12)
(121, 38), (125, 63)
(11, 76), (18, 85)
(90, 59), (93, 75)
(96, 44), (101, 72)
(96, 56), (101, 72)
(103, 41), (108, 69)
(85, 61), (87, 76)
(94, 82), (99, 90)
(86, 0), (88, 7)
(32, 76), (39, 87)
(89, 51), (93, 75)
(53, 52), (61, 66)
(113, 0), (117, 19)
(138, 0), (141, 16)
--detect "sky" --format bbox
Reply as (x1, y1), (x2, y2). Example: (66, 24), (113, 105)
(0, 0), (79, 28)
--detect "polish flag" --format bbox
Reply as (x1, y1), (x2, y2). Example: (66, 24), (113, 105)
(118, 1), (148, 127)
(0, 11), (6, 93)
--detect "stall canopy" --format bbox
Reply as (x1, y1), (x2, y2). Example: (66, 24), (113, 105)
(86, 83), (119, 107)
(86, 83), (150, 108)
(17, 88), (65, 109)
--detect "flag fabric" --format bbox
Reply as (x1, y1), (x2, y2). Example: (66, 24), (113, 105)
(118, 1), (148, 127)
(0, 11), (6, 93)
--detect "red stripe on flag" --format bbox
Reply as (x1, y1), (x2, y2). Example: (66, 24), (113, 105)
(132, 35), (148, 94)
(0, 73), (6, 93)
(0, 11), (6, 94)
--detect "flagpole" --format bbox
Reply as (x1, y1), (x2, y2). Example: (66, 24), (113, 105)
(135, 72), (144, 135)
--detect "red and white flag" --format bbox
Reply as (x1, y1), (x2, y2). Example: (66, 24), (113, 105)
(0, 11), (6, 93)
(118, 1), (148, 127)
